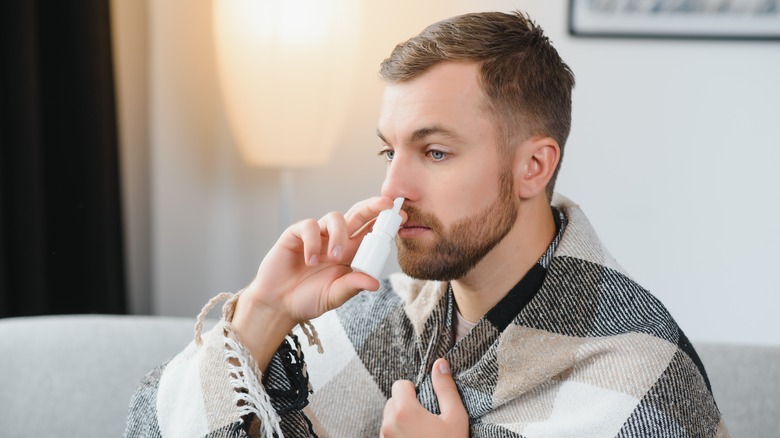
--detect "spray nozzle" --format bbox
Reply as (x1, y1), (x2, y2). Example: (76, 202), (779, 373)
(392, 197), (404, 214)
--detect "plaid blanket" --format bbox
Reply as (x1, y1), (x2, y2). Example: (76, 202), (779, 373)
(125, 195), (728, 437)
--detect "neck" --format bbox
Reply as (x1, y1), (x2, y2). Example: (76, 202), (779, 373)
(451, 197), (556, 323)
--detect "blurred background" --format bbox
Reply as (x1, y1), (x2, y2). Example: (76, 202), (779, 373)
(2, 0), (778, 347)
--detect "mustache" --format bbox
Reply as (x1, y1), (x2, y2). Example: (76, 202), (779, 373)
(401, 205), (444, 234)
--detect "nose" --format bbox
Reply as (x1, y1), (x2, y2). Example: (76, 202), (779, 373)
(381, 155), (418, 202)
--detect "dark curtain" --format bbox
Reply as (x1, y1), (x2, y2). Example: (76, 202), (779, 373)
(0, 1), (126, 317)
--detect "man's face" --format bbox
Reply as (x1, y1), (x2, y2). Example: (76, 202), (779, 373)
(377, 62), (518, 280)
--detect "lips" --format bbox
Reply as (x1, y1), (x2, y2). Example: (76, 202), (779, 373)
(398, 220), (431, 238)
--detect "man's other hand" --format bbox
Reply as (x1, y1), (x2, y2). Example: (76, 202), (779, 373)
(381, 358), (469, 438)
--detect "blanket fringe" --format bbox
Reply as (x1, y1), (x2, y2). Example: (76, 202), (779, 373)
(224, 323), (283, 438)
(195, 291), (239, 346)
(298, 320), (324, 354)
(192, 290), (325, 437)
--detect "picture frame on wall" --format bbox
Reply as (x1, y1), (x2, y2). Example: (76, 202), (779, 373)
(568, 0), (780, 40)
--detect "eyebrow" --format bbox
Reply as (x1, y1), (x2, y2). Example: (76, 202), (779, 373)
(376, 125), (461, 145)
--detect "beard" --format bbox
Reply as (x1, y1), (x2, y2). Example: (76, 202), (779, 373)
(396, 168), (517, 281)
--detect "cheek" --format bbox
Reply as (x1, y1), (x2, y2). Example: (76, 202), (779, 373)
(430, 165), (502, 227)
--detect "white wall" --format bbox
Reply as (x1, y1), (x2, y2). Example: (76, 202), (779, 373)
(124, 0), (779, 345)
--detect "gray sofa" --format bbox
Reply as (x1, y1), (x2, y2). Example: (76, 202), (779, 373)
(0, 315), (778, 437)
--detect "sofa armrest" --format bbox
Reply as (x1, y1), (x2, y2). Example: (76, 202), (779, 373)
(0, 314), (203, 437)
(696, 341), (780, 438)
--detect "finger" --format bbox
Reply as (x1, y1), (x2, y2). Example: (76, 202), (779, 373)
(287, 219), (322, 266)
(431, 358), (467, 418)
(318, 211), (348, 262)
(391, 379), (418, 402)
(381, 397), (396, 437)
(344, 197), (395, 236)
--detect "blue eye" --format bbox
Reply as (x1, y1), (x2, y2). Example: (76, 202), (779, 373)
(379, 150), (394, 161)
(428, 150), (447, 161)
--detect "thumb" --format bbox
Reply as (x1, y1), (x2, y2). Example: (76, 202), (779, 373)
(328, 271), (381, 308)
(431, 358), (466, 417)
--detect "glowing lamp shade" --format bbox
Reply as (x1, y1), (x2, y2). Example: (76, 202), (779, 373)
(213, 0), (362, 167)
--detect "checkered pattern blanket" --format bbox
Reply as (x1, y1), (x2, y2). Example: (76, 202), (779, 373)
(125, 195), (728, 437)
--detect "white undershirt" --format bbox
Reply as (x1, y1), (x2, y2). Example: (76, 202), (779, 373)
(455, 310), (478, 342)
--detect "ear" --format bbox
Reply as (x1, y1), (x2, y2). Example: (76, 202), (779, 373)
(512, 136), (560, 199)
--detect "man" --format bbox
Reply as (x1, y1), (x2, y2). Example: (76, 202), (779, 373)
(126, 11), (727, 438)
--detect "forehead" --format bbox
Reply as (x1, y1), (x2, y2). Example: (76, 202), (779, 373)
(377, 62), (492, 142)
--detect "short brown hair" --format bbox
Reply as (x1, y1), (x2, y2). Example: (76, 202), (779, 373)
(380, 11), (575, 198)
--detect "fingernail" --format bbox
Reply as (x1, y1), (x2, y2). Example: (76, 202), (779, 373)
(331, 245), (343, 260)
(438, 359), (450, 374)
(308, 255), (318, 266)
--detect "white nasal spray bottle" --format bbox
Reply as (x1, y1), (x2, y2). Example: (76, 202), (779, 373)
(350, 197), (405, 281)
